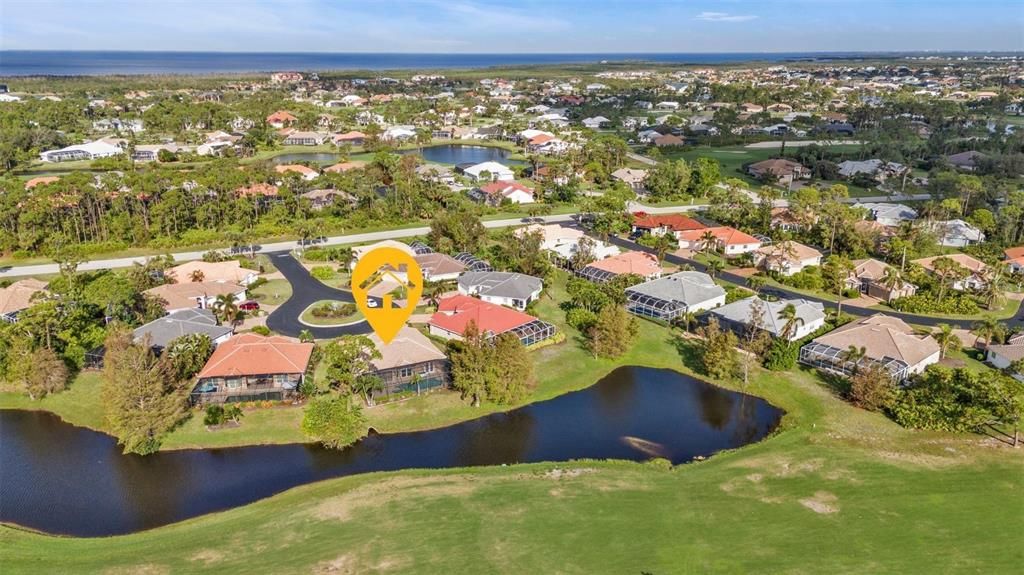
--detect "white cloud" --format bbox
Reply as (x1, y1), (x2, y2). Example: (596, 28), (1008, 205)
(695, 11), (758, 22)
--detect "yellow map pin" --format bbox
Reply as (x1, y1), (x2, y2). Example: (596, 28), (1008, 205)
(351, 246), (423, 344)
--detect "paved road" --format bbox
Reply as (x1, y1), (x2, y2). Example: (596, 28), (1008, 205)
(605, 235), (1024, 330)
(0, 213), (577, 279)
(264, 251), (372, 339)
(626, 152), (658, 166)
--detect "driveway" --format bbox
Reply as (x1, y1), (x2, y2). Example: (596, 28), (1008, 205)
(264, 251), (373, 339)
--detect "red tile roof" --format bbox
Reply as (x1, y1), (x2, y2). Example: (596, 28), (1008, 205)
(678, 226), (761, 246)
(197, 333), (313, 378)
(588, 251), (663, 277)
(235, 183), (280, 197)
(428, 294), (534, 336)
(478, 181), (533, 198)
(633, 213), (706, 232)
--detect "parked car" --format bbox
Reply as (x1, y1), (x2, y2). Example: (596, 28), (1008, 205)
(239, 300), (260, 311)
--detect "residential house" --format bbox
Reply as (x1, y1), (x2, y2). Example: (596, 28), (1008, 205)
(367, 326), (450, 398)
(274, 164), (319, 181)
(838, 160), (908, 182)
(913, 254), (989, 291)
(383, 125), (416, 141)
(754, 241), (823, 276)
(846, 259), (917, 301)
(470, 181), (535, 205)
(39, 138), (124, 162)
(857, 202), (918, 227)
(517, 223), (619, 263)
(986, 333), (1024, 381)
(266, 111), (297, 128)
(709, 297), (826, 342)
(632, 213), (706, 239)
(428, 294), (557, 346)
(458, 271), (543, 310)
(144, 281), (247, 312)
(799, 314), (940, 381)
(461, 161), (515, 182)
(301, 189), (355, 211)
(132, 143), (187, 162)
(653, 134), (685, 147)
(0, 278), (48, 322)
(282, 131), (328, 146)
(579, 251), (664, 282)
(416, 164), (456, 184)
(93, 118), (144, 133)
(167, 260), (260, 286)
(414, 252), (466, 282)
(677, 226), (762, 256)
(191, 334), (314, 403)
(133, 308), (233, 353)
(746, 158), (808, 186)
(1004, 247), (1024, 275)
(625, 271), (726, 320)
(333, 131), (367, 146)
(930, 219), (985, 247)
(611, 168), (648, 192)
(945, 150), (988, 171)
(582, 116), (611, 129)
(235, 183), (280, 203)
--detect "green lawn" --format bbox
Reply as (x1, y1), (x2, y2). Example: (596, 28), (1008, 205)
(249, 278), (293, 306)
(299, 300), (364, 326)
(3, 334), (1021, 573)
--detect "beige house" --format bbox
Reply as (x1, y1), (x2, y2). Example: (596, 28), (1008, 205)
(754, 241), (822, 276)
(846, 259), (917, 301)
(610, 168), (648, 192)
(912, 254), (989, 291)
(367, 326), (449, 399)
(145, 281), (247, 312)
(799, 314), (940, 381)
(167, 260), (259, 286)
(0, 278), (48, 322)
(747, 158), (808, 185)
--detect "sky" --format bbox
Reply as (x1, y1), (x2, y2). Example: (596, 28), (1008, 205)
(2, 0), (1022, 53)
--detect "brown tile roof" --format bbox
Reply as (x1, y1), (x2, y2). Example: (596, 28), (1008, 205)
(235, 183), (280, 198)
(324, 161), (368, 173)
(811, 314), (939, 367)
(0, 278), (48, 315)
(755, 241), (822, 264)
(144, 281), (245, 311)
(167, 260), (256, 285)
(369, 326), (446, 371)
(415, 253), (466, 278)
(25, 176), (60, 189)
(1004, 247), (1024, 260)
(197, 333), (313, 378)
(913, 254), (988, 274)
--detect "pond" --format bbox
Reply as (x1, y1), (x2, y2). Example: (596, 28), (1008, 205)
(400, 144), (523, 166)
(270, 152), (341, 165)
(0, 366), (782, 537)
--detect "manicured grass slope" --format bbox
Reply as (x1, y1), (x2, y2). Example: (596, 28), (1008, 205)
(3, 359), (1021, 573)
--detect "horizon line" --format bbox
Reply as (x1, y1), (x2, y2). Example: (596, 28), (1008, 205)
(3, 49), (1022, 55)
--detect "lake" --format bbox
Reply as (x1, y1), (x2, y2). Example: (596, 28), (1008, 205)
(0, 366), (782, 537)
(400, 144), (522, 166)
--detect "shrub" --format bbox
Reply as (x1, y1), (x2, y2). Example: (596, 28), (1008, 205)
(777, 267), (823, 291)
(725, 286), (754, 304)
(301, 395), (367, 449)
(763, 339), (798, 371)
(889, 293), (979, 315)
(303, 247), (329, 261)
(204, 405), (225, 426)
(848, 366), (896, 411)
(248, 277), (268, 291)
(310, 266), (336, 280)
(311, 302), (356, 318)
(566, 307), (598, 332)
(251, 325), (271, 336)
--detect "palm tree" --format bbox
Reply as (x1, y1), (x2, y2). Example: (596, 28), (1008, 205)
(971, 316), (1006, 348)
(706, 258), (725, 278)
(777, 303), (804, 340)
(298, 329), (314, 343)
(652, 233), (677, 263)
(933, 323), (961, 360)
(211, 294), (239, 326)
(881, 266), (903, 296)
(746, 272), (769, 294)
(699, 230), (718, 255)
(410, 372), (424, 396)
(672, 310), (698, 333)
(979, 268), (1005, 311)
(841, 345), (867, 374)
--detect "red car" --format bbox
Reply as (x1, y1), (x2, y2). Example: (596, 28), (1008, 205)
(239, 300), (260, 311)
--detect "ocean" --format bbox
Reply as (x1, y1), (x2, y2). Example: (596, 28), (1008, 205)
(0, 50), (976, 77)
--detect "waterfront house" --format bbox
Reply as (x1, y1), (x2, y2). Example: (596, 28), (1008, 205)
(625, 271), (726, 320)
(333, 131), (367, 146)
(754, 241), (823, 276)
(274, 164), (319, 181)
(324, 160), (367, 174)
(461, 161), (515, 182)
(39, 138), (124, 162)
(282, 131), (328, 146)
(191, 334), (313, 404)
(0, 278), (48, 323)
(799, 314), (940, 382)
(458, 271), (543, 310)
(133, 309), (234, 353)
(367, 326), (449, 398)
(709, 297), (825, 342)
(428, 294), (556, 346)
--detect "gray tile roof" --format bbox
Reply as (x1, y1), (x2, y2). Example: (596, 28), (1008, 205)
(133, 308), (232, 350)
(625, 271), (725, 307)
(710, 297), (825, 337)
(458, 271), (543, 300)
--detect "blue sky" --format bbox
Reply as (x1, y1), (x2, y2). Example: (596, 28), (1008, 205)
(2, 0), (1022, 52)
